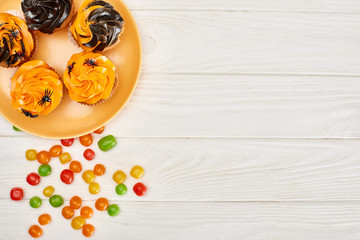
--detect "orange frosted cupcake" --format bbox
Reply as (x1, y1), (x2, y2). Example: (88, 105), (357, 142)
(0, 13), (35, 67)
(63, 51), (117, 105)
(70, 0), (124, 52)
(11, 60), (63, 118)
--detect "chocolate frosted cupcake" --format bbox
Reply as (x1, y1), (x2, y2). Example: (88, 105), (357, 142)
(71, 0), (124, 52)
(21, 0), (75, 34)
(11, 60), (63, 118)
(0, 13), (35, 67)
(63, 51), (117, 105)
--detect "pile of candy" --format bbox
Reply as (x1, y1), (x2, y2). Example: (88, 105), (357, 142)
(10, 126), (148, 238)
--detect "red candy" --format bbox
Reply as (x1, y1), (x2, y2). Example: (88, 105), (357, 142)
(83, 149), (95, 161)
(60, 169), (74, 184)
(133, 182), (147, 196)
(61, 138), (74, 147)
(10, 187), (24, 201)
(26, 173), (41, 186)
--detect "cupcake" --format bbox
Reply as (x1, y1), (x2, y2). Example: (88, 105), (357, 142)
(71, 0), (124, 52)
(21, 0), (75, 34)
(63, 51), (117, 105)
(11, 60), (63, 118)
(0, 13), (35, 67)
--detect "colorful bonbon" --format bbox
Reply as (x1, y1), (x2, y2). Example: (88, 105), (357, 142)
(61, 138), (74, 147)
(28, 225), (42, 238)
(38, 164), (51, 177)
(130, 165), (144, 179)
(82, 170), (95, 183)
(49, 145), (62, 157)
(98, 135), (117, 151)
(93, 126), (105, 134)
(60, 169), (74, 184)
(83, 149), (95, 160)
(94, 164), (105, 176)
(71, 216), (85, 230)
(80, 206), (93, 219)
(82, 224), (95, 237)
(59, 152), (71, 164)
(38, 214), (51, 225)
(49, 195), (64, 208)
(95, 198), (108, 211)
(70, 196), (82, 209)
(89, 182), (100, 194)
(80, 134), (93, 147)
(26, 149), (37, 161)
(115, 184), (127, 195)
(37, 151), (50, 164)
(62, 206), (74, 219)
(69, 161), (82, 173)
(27, 172), (40, 186)
(13, 126), (21, 131)
(113, 170), (126, 184)
(133, 182), (147, 196)
(29, 196), (42, 208)
(43, 186), (54, 197)
(107, 204), (120, 216)
(10, 187), (24, 201)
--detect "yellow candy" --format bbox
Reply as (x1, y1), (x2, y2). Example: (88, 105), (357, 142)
(71, 216), (85, 230)
(59, 152), (71, 164)
(130, 165), (144, 179)
(82, 170), (95, 184)
(26, 149), (37, 161)
(112, 170), (126, 184)
(43, 186), (55, 197)
(88, 182), (100, 194)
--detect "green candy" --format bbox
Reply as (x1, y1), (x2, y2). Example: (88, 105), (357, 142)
(29, 196), (42, 208)
(13, 126), (21, 132)
(49, 195), (64, 208)
(38, 164), (51, 177)
(107, 204), (120, 216)
(98, 135), (117, 151)
(115, 184), (127, 195)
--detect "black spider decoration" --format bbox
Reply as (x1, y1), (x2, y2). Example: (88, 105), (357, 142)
(21, 108), (38, 118)
(7, 27), (20, 40)
(84, 58), (98, 68)
(38, 89), (53, 107)
(15, 50), (26, 59)
(67, 61), (76, 74)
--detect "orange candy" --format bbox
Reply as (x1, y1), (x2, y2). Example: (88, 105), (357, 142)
(93, 126), (105, 134)
(94, 164), (105, 176)
(70, 196), (82, 209)
(28, 225), (42, 238)
(38, 214), (51, 225)
(95, 197), (108, 211)
(37, 151), (50, 164)
(80, 206), (93, 219)
(82, 224), (95, 237)
(62, 206), (75, 219)
(80, 134), (93, 147)
(49, 145), (62, 157)
(69, 161), (82, 173)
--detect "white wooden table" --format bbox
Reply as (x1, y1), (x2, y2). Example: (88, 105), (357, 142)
(1, 0), (360, 239)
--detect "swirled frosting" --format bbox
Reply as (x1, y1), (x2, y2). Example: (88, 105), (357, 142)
(63, 51), (116, 104)
(21, 0), (73, 34)
(0, 13), (34, 67)
(11, 60), (63, 117)
(71, 0), (124, 51)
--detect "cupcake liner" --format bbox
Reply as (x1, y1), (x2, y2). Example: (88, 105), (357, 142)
(0, 10), (38, 68)
(10, 62), (64, 117)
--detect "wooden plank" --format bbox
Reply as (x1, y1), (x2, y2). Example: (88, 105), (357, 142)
(2, 74), (360, 137)
(0, 200), (360, 239)
(132, 11), (360, 75)
(126, 0), (360, 12)
(1, 137), (360, 201)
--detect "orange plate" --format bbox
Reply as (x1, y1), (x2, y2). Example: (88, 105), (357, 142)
(0, 0), (141, 139)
